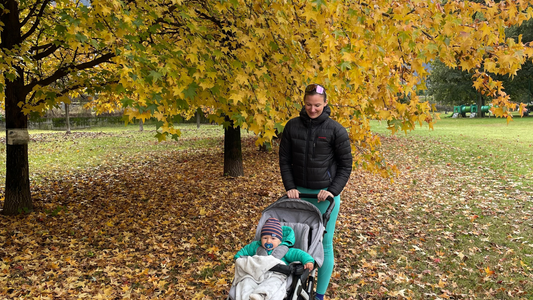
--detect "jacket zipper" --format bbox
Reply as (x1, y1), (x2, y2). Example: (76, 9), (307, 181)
(312, 134), (319, 158)
(303, 119), (313, 185)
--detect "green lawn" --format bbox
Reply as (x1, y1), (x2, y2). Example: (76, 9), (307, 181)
(371, 116), (533, 179)
(336, 115), (533, 298)
(0, 123), (232, 183)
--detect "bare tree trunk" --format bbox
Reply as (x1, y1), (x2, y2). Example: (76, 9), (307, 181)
(65, 103), (71, 134)
(3, 69), (32, 215)
(139, 119), (144, 131)
(477, 92), (485, 118)
(2, 1), (32, 215)
(223, 116), (244, 177)
(196, 108), (201, 129)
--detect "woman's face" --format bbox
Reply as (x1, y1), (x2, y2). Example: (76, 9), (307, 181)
(304, 94), (328, 119)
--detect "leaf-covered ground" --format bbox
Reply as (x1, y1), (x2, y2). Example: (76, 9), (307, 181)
(1, 132), (532, 299)
(336, 135), (532, 299)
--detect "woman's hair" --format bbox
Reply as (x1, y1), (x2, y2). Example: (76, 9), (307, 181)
(304, 84), (327, 101)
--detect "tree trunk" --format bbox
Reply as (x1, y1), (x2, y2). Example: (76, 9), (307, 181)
(139, 119), (144, 131)
(477, 92), (485, 118)
(223, 117), (244, 177)
(2, 1), (32, 215)
(65, 103), (71, 133)
(196, 108), (201, 129)
(3, 69), (32, 215)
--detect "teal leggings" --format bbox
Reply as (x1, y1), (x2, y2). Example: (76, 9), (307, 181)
(297, 186), (340, 295)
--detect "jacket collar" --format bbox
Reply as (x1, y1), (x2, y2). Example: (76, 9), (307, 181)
(281, 226), (295, 247)
(300, 105), (331, 127)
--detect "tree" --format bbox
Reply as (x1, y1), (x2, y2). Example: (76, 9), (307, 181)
(0, 0), (118, 214)
(223, 116), (244, 177)
(0, 0), (169, 214)
(3, 0), (533, 214)
(65, 102), (71, 133)
(118, 0), (533, 169)
(429, 17), (533, 113)
(428, 60), (480, 106)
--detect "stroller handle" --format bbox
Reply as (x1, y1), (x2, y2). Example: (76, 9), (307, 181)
(298, 193), (335, 227)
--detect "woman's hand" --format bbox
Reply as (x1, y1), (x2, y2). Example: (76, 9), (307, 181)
(304, 262), (314, 270)
(287, 189), (300, 199)
(317, 190), (334, 202)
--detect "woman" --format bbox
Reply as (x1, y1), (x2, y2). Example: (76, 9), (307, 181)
(279, 83), (353, 300)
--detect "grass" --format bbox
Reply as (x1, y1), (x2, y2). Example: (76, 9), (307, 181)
(371, 115), (533, 179)
(0, 123), (241, 183)
(334, 115), (533, 298)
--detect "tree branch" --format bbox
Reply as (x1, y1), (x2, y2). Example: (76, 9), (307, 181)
(30, 42), (55, 52)
(195, 9), (224, 29)
(27, 79), (120, 108)
(21, 0), (42, 27)
(58, 79), (120, 98)
(25, 52), (115, 92)
(31, 43), (60, 61)
(21, 0), (53, 41)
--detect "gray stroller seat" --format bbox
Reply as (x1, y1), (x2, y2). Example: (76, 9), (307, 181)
(228, 195), (334, 300)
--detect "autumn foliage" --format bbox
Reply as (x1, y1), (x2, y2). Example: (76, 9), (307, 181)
(3, 0), (533, 215)
(112, 0), (533, 176)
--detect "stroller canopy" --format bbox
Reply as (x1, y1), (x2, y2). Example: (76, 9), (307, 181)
(254, 196), (326, 267)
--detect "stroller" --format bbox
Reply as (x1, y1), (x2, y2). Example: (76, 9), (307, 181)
(227, 194), (335, 300)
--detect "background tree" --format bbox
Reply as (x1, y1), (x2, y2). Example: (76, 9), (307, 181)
(429, 17), (533, 114)
(0, 0), (121, 214)
(428, 60), (480, 106)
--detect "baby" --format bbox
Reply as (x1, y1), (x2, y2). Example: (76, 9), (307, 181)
(233, 218), (314, 300)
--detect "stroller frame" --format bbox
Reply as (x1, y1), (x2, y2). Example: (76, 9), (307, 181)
(227, 194), (335, 300)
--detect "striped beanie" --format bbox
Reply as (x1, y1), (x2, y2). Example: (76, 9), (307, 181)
(261, 218), (283, 240)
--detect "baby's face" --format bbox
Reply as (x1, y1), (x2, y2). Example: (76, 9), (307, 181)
(261, 235), (282, 250)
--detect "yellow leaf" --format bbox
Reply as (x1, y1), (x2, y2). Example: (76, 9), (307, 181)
(438, 278), (446, 288)
(484, 266), (495, 276)
(378, 110), (390, 120)
(235, 73), (248, 85)
(254, 114), (266, 127)
(262, 129), (276, 141)
(206, 246), (220, 253)
(368, 249), (377, 257)
(156, 133), (167, 143)
(472, 78), (484, 90)
(396, 103), (407, 115)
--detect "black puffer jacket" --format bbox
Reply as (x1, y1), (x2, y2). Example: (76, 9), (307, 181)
(279, 106), (353, 196)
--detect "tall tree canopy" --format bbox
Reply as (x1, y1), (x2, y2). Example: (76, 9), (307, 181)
(116, 0), (533, 169)
(2, 0), (533, 214)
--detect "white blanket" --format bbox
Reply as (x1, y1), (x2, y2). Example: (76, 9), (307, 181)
(234, 256), (288, 300)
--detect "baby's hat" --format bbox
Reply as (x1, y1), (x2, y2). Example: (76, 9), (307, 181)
(261, 218), (283, 240)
